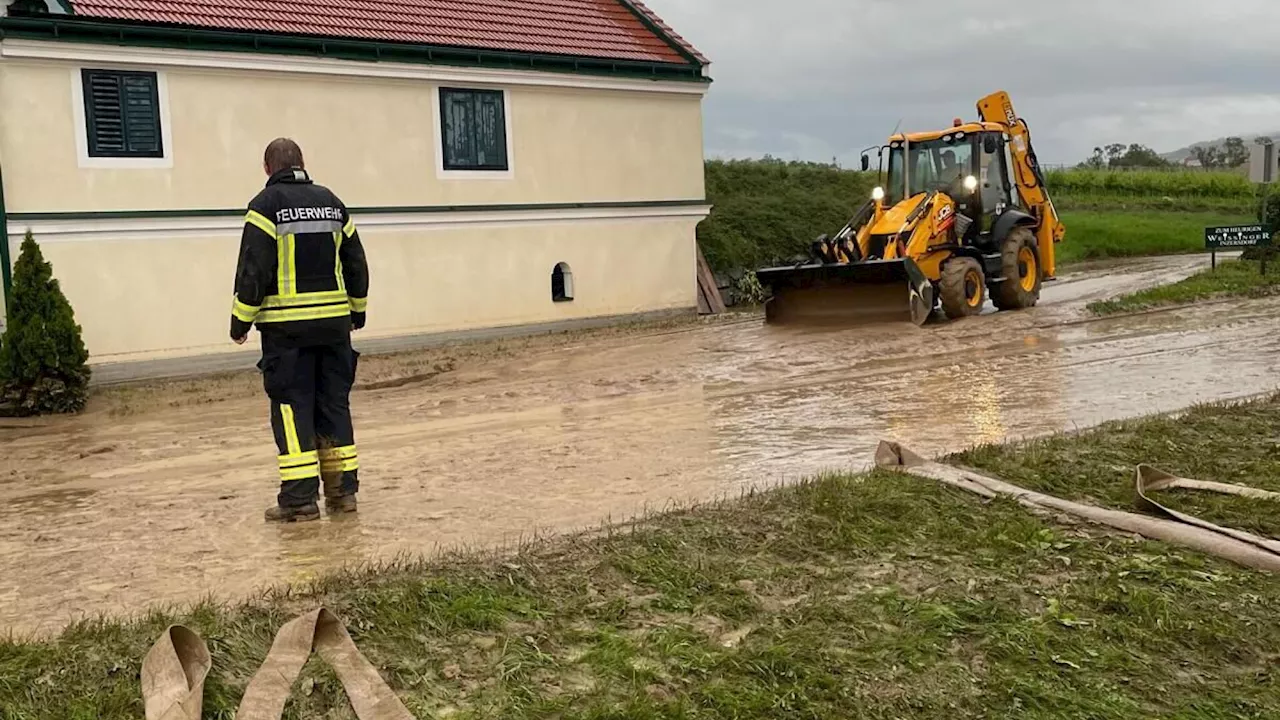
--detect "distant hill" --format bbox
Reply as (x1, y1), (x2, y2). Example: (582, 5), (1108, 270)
(1161, 132), (1280, 163)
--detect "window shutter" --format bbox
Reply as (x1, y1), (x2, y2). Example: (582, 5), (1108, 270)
(121, 74), (162, 156)
(82, 69), (163, 158)
(440, 88), (507, 171)
(475, 91), (506, 169)
(442, 89), (476, 169)
(86, 72), (126, 155)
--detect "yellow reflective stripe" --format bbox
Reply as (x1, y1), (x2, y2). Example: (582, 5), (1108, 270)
(319, 445), (358, 460)
(279, 450), (320, 469)
(257, 304), (352, 323)
(245, 210), (276, 237)
(261, 290), (348, 310)
(349, 296), (368, 313)
(282, 233), (298, 296)
(320, 457), (360, 472)
(274, 233), (298, 297)
(334, 231), (346, 294)
(320, 457), (359, 472)
(319, 445), (358, 472)
(280, 404), (301, 456)
(276, 412), (318, 480)
(276, 229), (288, 295)
(280, 463), (320, 481)
(232, 297), (260, 323)
(343, 217), (357, 238)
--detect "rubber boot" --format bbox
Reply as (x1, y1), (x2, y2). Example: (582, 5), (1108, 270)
(319, 454), (357, 515)
(325, 494), (358, 515)
(264, 502), (321, 523)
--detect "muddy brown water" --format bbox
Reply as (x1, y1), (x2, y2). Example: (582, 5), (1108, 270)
(3, 253), (1279, 638)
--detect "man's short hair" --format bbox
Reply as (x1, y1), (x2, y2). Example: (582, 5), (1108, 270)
(264, 138), (305, 175)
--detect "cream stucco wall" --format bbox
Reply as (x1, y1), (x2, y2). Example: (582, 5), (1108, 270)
(0, 43), (710, 365)
(23, 214), (702, 362)
(0, 54), (706, 213)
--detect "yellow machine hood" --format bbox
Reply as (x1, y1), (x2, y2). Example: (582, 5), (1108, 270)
(868, 194), (927, 235)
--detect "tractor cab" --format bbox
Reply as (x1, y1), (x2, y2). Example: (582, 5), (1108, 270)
(865, 122), (1023, 249)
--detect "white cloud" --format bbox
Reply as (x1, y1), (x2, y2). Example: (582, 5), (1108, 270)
(645, 0), (1280, 164)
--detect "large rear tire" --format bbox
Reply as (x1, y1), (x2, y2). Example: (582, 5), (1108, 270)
(940, 256), (986, 319)
(991, 227), (1042, 310)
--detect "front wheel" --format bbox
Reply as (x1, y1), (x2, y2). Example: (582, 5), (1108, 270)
(940, 256), (986, 319)
(991, 227), (1042, 311)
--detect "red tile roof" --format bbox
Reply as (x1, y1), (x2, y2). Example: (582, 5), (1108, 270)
(625, 0), (707, 65)
(66, 0), (706, 66)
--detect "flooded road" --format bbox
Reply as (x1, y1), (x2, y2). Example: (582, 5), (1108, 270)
(4, 252), (1279, 637)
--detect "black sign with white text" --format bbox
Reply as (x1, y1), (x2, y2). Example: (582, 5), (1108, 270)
(1205, 225), (1273, 250)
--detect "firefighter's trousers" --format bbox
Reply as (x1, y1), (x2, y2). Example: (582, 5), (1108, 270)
(258, 335), (360, 507)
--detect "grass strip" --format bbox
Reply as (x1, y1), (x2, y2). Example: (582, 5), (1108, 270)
(1056, 210), (1255, 264)
(1086, 258), (1280, 315)
(4, 398), (1280, 718)
(1055, 194), (1257, 215)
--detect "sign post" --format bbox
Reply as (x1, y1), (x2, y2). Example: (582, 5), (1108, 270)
(1250, 139), (1276, 184)
(1205, 224), (1274, 273)
(1251, 138), (1276, 234)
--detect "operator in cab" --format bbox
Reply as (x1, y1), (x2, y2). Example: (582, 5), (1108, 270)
(938, 150), (967, 195)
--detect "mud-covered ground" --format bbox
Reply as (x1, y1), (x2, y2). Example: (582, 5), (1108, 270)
(4, 253), (1278, 638)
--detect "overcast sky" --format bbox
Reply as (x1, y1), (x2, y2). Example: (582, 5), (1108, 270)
(646, 0), (1280, 167)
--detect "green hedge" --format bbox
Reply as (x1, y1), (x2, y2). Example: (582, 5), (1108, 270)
(696, 161), (1273, 276)
(1043, 168), (1256, 200)
(697, 158), (875, 275)
(1257, 184), (1280, 229)
(1043, 169), (1259, 214)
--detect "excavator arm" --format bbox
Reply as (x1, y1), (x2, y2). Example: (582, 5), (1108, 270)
(977, 91), (1065, 279)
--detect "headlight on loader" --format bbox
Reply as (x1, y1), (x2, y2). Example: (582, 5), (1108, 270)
(872, 186), (885, 201)
(964, 175), (978, 192)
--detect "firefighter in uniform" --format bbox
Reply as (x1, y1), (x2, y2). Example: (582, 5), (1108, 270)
(230, 138), (369, 523)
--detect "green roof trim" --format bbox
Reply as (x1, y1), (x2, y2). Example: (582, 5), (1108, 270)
(0, 15), (713, 83)
(6, 199), (711, 223)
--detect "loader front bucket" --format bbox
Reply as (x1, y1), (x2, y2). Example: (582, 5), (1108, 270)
(756, 258), (934, 328)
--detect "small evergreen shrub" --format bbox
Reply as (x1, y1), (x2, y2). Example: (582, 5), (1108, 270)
(0, 230), (91, 415)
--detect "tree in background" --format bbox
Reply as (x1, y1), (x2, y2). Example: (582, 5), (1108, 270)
(1191, 137), (1249, 169)
(0, 230), (91, 416)
(1082, 143), (1172, 169)
(1111, 144), (1172, 168)
(1081, 147), (1107, 169)
(1224, 137), (1249, 167)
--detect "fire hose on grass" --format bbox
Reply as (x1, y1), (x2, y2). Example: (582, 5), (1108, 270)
(874, 441), (1280, 573)
(141, 607), (413, 720)
(139, 445), (1280, 718)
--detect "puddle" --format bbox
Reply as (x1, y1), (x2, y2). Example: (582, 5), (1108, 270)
(1, 253), (1277, 637)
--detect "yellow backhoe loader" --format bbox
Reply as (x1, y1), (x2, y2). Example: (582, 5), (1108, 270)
(755, 91), (1065, 327)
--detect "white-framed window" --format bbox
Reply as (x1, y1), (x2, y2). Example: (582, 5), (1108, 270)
(432, 86), (514, 180)
(71, 67), (173, 169)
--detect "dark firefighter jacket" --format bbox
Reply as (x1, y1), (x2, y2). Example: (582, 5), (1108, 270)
(230, 167), (369, 347)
